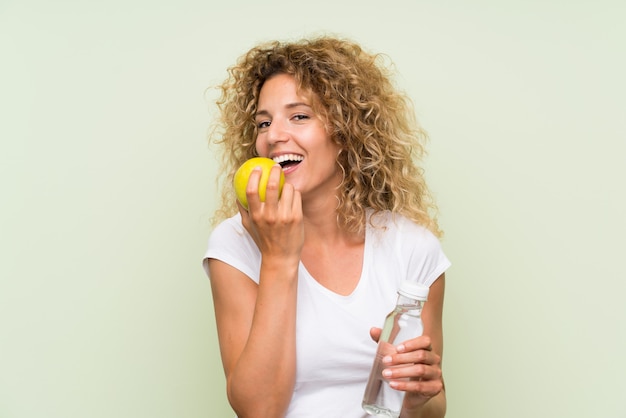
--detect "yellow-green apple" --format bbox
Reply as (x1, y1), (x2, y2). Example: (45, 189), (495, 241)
(233, 157), (285, 209)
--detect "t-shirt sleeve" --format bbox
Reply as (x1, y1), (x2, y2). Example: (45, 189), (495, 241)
(400, 219), (451, 287)
(202, 215), (261, 284)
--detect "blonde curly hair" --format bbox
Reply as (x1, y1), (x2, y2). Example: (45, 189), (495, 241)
(208, 36), (442, 237)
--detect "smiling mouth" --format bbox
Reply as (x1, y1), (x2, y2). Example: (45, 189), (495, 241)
(273, 154), (303, 169)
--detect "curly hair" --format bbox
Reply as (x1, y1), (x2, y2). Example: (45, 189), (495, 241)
(208, 36), (442, 237)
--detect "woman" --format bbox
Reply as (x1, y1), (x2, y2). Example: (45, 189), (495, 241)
(204, 36), (450, 418)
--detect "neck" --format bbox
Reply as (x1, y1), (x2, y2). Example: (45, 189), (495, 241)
(302, 201), (364, 247)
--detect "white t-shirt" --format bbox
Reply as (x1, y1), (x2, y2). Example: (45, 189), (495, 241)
(203, 211), (451, 418)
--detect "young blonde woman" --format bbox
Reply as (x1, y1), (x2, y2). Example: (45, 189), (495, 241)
(204, 36), (450, 418)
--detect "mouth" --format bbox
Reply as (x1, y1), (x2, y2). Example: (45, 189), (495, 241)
(272, 153), (303, 170)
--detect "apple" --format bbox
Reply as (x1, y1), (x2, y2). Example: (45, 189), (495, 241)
(233, 157), (285, 210)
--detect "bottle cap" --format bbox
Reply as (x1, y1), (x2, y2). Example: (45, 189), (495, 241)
(398, 280), (429, 301)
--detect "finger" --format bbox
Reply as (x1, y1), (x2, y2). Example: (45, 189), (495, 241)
(389, 375), (444, 398)
(237, 199), (258, 244)
(246, 167), (263, 210)
(264, 164), (283, 205)
(278, 182), (294, 210)
(397, 335), (433, 354)
(392, 335), (438, 366)
(383, 361), (442, 382)
(290, 188), (303, 218)
(386, 348), (440, 369)
(237, 199), (250, 222)
(236, 198), (247, 214)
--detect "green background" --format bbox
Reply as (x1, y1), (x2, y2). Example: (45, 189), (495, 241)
(2, 1), (624, 417)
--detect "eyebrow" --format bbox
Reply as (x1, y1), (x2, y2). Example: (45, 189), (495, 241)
(255, 102), (312, 118)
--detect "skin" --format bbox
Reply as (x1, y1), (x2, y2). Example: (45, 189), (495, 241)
(208, 74), (446, 417)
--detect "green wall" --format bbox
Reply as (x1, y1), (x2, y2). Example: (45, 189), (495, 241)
(2, 1), (624, 417)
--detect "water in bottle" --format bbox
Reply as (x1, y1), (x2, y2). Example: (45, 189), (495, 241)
(362, 281), (429, 417)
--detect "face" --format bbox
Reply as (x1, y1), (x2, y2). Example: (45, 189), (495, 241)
(255, 73), (342, 201)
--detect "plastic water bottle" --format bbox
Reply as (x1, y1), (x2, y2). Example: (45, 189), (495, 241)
(362, 280), (429, 417)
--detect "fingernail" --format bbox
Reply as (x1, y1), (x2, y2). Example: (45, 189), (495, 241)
(382, 369), (392, 378)
(396, 344), (406, 353)
(382, 356), (392, 364)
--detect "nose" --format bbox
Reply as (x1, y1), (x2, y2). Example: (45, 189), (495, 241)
(266, 119), (289, 145)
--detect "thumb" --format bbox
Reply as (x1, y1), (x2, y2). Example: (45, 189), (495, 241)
(237, 200), (253, 233)
(369, 327), (382, 343)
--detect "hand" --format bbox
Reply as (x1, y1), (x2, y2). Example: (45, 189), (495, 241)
(238, 164), (304, 261)
(369, 328), (444, 408)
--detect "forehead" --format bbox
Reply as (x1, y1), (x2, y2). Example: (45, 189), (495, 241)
(259, 73), (316, 103)
(256, 73), (327, 125)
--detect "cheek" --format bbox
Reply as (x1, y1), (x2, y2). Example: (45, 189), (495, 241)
(254, 136), (266, 156)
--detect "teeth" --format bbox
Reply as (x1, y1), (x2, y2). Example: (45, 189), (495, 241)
(272, 154), (304, 164)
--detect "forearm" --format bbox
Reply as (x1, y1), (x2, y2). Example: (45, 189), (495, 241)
(227, 259), (299, 417)
(400, 390), (446, 418)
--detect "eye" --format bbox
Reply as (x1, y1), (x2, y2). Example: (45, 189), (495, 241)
(257, 120), (271, 129)
(292, 114), (310, 122)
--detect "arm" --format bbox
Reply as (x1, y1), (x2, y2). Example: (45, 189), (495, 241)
(374, 273), (447, 418)
(209, 166), (303, 418)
